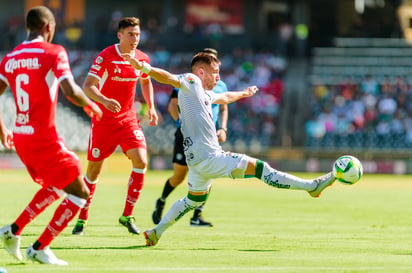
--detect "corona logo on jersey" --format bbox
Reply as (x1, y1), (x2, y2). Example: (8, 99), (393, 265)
(5, 58), (40, 73)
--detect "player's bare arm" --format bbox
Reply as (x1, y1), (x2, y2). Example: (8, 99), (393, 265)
(217, 103), (228, 142)
(60, 78), (103, 121)
(122, 53), (181, 89)
(83, 75), (121, 113)
(168, 97), (179, 121)
(0, 79), (14, 149)
(140, 77), (159, 126)
(214, 86), (259, 104)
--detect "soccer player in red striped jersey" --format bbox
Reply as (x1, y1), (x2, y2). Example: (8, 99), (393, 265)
(71, 17), (158, 236)
(0, 6), (102, 265)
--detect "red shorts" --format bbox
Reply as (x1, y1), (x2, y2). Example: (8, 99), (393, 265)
(14, 135), (82, 190)
(87, 116), (146, 161)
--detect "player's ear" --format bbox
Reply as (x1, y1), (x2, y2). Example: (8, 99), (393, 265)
(44, 21), (53, 33)
(198, 67), (204, 77)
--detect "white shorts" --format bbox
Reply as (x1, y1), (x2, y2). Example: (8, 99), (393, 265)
(187, 151), (251, 192)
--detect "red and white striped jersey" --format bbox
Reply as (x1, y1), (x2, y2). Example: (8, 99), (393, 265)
(87, 44), (150, 119)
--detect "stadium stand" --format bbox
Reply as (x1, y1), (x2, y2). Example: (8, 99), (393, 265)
(306, 38), (412, 151)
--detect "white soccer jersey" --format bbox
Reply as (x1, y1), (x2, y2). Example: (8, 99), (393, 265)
(178, 73), (223, 165)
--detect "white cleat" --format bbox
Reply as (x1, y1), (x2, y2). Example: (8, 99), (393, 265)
(26, 245), (68, 266)
(308, 172), (336, 198)
(0, 224), (22, 261)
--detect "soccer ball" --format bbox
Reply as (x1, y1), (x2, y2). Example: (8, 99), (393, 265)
(333, 155), (363, 185)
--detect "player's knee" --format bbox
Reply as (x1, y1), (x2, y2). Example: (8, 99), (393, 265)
(132, 159), (148, 169)
(230, 156), (250, 179)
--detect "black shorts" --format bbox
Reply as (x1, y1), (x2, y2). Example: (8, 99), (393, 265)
(172, 127), (187, 166)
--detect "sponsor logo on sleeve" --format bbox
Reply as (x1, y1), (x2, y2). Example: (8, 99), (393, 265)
(95, 56), (103, 64)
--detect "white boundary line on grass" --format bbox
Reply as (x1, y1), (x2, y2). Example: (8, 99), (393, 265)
(8, 266), (412, 272)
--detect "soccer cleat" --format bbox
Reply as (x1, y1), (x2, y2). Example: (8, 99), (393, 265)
(26, 245), (68, 265)
(152, 198), (165, 224)
(308, 172), (336, 198)
(71, 219), (86, 235)
(143, 229), (159, 246)
(190, 217), (213, 227)
(0, 224), (22, 261)
(118, 216), (140, 235)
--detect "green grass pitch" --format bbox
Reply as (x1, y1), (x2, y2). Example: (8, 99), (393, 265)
(1, 153), (412, 272)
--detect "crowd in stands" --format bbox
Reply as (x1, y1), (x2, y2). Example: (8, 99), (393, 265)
(306, 74), (412, 149)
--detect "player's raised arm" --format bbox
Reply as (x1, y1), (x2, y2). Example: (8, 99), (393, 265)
(213, 86), (259, 104)
(122, 53), (181, 89)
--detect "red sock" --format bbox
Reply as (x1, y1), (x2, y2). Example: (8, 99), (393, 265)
(14, 187), (60, 236)
(122, 170), (144, 216)
(78, 177), (97, 221)
(37, 196), (84, 249)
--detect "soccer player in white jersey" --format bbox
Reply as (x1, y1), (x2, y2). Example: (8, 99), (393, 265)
(121, 51), (336, 246)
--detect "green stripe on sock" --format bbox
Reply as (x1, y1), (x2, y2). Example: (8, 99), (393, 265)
(255, 159), (264, 179)
(187, 192), (209, 202)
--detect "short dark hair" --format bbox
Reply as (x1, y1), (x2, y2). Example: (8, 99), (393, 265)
(190, 52), (219, 72)
(118, 17), (140, 31)
(26, 6), (54, 31)
(201, 48), (218, 57)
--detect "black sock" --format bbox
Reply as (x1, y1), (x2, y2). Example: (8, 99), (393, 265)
(193, 206), (203, 219)
(10, 223), (19, 235)
(33, 240), (41, 250)
(161, 179), (175, 200)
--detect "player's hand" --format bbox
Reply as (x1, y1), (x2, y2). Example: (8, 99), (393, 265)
(102, 98), (121, 113)
(244, 86), (259, 97)
(0, 127), (14, 150)
(121, 53), (143, 69)
(83, 101), (103, 121)
(216, 129), (227, 143)
(148, 107), (159, 126)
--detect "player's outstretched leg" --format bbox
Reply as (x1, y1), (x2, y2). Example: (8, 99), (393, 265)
(308, 172), (336, 198)
(26, 245), (68, 265)
(253, 160), (335, 197)
(0, 224), (22, 261)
